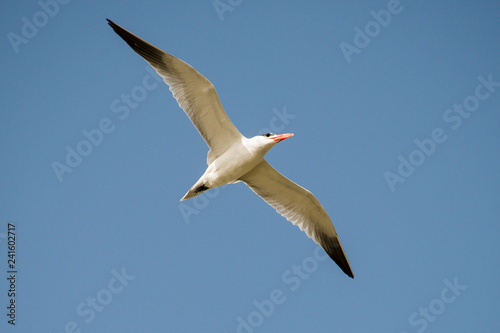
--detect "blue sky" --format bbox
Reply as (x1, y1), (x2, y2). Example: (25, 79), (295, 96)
(1, 0), (499, 332)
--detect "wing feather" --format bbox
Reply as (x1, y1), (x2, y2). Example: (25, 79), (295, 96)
(240, 160), (354, 278)
(107, 19), (243, 162)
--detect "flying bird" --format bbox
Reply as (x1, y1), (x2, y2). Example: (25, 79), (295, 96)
(107, 19), (354, 278)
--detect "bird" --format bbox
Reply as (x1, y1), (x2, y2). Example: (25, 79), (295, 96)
(107, 19), (354, 278)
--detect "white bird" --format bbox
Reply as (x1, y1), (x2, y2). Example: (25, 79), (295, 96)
(107, 19), (354, 278)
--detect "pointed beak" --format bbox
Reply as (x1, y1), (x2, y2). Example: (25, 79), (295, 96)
(272, 133), (294, 142)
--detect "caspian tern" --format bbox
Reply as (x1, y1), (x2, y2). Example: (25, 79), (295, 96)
(107, 19), (354, 278)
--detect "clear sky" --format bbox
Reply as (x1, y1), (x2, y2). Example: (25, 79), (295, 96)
(1, 1), (499, 332)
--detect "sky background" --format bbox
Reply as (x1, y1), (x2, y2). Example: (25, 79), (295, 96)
(1, 1), (499, 332)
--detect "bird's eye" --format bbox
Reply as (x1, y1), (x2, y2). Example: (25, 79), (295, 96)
(261, 132), (273, 137)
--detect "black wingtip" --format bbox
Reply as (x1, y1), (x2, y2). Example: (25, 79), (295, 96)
(105, 18), (167, 68)
(319, 234), (354, 279)
(106, 19), (125, 37)
(106, 18), (126, 36)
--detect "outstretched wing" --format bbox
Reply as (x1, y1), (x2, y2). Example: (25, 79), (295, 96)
(107, 19), (243, 163)
(240, 160), (354, 278)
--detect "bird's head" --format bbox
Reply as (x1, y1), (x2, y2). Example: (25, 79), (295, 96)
(250, 132), (294, 151)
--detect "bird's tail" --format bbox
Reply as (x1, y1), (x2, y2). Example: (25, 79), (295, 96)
(180, 182), (210, 201)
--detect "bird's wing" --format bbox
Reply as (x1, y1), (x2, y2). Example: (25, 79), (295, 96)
(240, 160), (354, 278)
(107, 20), (243, 163)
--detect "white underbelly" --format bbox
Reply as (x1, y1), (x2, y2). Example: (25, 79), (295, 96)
(204, 146), (262, 187)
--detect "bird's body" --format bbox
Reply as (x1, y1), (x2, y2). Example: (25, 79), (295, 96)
(107, 19), (354, 278)
(182, 134), (292, 200)
(183, 138), (262, 200)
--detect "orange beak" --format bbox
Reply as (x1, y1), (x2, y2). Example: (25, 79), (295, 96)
(272, 133), (294, 142)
